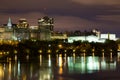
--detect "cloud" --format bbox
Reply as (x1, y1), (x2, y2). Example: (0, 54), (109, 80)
(0, 12), (46, 25)
(0, 0), (69, 10)
(53, 15), (100, 31)
(96, 15), (120, 23)
(53, 15), (120, 37)
(0, 0), (120, 36)
(71, 0), (120, 5)
(0, 12), (98, 32)
(0, 11), (120, 36)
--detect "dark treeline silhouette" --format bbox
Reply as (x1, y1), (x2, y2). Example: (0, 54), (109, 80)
(0, 39), (119, 60)
(67, 30), (96, 36)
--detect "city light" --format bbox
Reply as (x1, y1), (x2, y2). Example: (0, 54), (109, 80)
(58, 44), (63, 49)
(47, 49), (51, 53)
(38, 50), (42, 53)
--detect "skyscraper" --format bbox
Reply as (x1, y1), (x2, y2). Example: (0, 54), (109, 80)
(7, 17), (12, 29)
(14, 18), (30, 40)
(17, 18), (29, 28)
(38, 16), (54, 40)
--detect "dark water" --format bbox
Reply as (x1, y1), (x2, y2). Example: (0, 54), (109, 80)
(0, 53), (120, 80)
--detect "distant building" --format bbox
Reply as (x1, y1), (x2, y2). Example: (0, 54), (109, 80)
(0, 18), (15, 40)
(38, 16), (54, 40)
(100, 34), (117, 41)
(68, 35), (105, 43)
(14, 18), (30, 40)
(0, 18), (31, 41)
(29, 26), (39, 40)
(51, 32), (67, 41)
(68, 29), (118, 43)
(17, 18), (29, 28)
(0, 18), (119, 43)
(0, 27), (6, 40)
(7, 17), (12, 29)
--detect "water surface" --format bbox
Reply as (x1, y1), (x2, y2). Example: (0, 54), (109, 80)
(0, 54), (120, 80)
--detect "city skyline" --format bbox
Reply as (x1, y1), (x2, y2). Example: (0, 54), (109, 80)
(0, 0), (120, 37)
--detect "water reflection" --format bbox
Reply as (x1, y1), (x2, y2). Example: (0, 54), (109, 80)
(0, 64), (4, 80)
(0, 55), (118, 80)
(117, 52), (120, 61)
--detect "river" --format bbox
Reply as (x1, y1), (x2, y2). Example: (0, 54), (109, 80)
(0, 53), (120, 80)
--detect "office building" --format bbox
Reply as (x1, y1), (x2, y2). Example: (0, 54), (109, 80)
(38, 16), (54, 40)
(14, 18), (29, 40)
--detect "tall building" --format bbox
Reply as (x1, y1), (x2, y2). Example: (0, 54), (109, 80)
(17, 18), (29, 28)
(14, 18), (30, 40)
(29, 26), (40, 40)
(92, 29), (101, 38)
(38, 16), (54, 40)
(0, 16), (55, 41)
(7, 17), (12, 29)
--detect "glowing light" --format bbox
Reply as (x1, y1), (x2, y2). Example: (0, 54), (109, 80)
(26, 55), (29, 60)
(58, 56), (63, 67)
(40, 54), (42, 66)
(47, 50), (51, 53)
(73, 54), (76, 63)
(59, 54), (62, 57)
(23, 75), (26, 80)
(110, 52), (113, 61)
(58, 44), (62, 48)
(101, 34), (116, 40)
(83, 50), (86, 53)
(29, 26), (38, 30)
(15, 55), (17, 61)
(38, 50), (42, 53)
(81, 61), (86, 73)
(73, 49), (76, 53)
(73, 53), (75, 57)
(56, 50), (58, 53)
(0, 52), (2, 55)
(117, 52), (120, 61)
(64, 50), (67, 53)
(14, 50), (17, 54)
(83, 53), (86, 57)
(48, 44), (51, 47)
(102, 52), (105, 58)
(8, 61), (12, 79)
(0, 65), (4, 78)
(87, 57), (99, 72)
(59, 67), (63, 75)
(64, 54), (67, 65)
(81, 56), (86, 62)
(101, 60), (106, 70)
(6, 51), (9, 54)
(17, 61), (21, 80)
(64, 53), (67, 57)
(48, 54), (51, 67)
(92, 48), (95, 52)
(92, 53), (95, 56)
(109, 61), (116, 70)
(102, 49), (104, 52)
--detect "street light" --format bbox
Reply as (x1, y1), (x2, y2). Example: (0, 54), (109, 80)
(58, 44), (63, 49)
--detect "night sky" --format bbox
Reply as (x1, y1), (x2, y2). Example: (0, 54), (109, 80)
(0, 0), (120, 37)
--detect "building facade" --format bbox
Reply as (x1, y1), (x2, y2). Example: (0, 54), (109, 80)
(14, 18), (30, 40)
(38, 16), (54, 40)
(0, 16), (54, 41)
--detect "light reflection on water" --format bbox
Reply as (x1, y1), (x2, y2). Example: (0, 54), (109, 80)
(0, 54), (119, 80)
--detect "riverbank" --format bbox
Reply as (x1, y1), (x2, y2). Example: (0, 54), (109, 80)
(0, 39), (119, 60)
